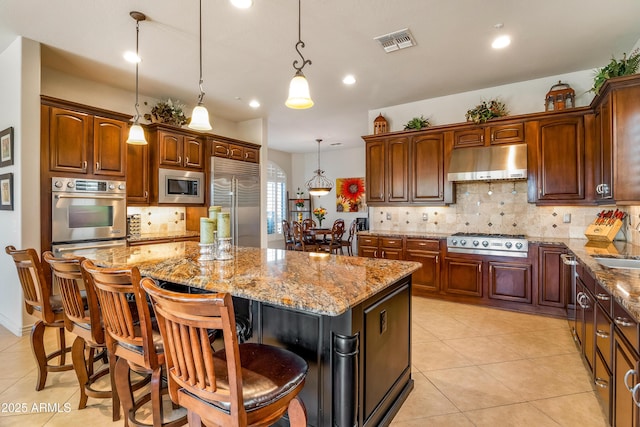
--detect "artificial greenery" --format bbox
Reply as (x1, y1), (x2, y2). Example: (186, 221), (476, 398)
(591, 49), (640, 95)
(404, 115), (431, 130)
(144, 98), (188, 126)
(465, 99), (509, 124)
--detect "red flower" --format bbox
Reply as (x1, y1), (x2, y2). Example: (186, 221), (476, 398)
(339, 178), (365, 201)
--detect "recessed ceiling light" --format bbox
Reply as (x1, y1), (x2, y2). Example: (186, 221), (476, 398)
(123, 51), (141, 63)
(492, 34), (511, 49)
(249, 99), (260, 108)
(230, 0), (253, 9)
(342, 74), (356, 85)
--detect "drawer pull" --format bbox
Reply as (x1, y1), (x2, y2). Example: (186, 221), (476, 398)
(615, 317), (634, 328)
(594, 378), (609, 389)
(624, 369), (637, 391)
(595, 329), (609, 339)
(596, 293), (610, 301)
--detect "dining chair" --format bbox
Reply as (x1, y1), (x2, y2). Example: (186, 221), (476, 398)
(281, 219), (294, 250)
(43, 251), (131, 420)
(140, 277), (308, 427)
(5, 245), (75, 391)
(302, 218), (316, 231)
(81, 259), (186, 427)
(292, 221), (318, 252)
(320, 219), (346, 254)
(342, 220), (358, 256)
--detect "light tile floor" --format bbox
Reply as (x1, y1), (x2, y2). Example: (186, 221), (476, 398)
(0, 297), (607, 426)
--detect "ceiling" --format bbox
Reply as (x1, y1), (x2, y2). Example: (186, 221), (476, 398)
(1, 0), (640, 154)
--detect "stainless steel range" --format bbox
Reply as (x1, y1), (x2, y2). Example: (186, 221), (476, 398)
(446, 232), (528, 258)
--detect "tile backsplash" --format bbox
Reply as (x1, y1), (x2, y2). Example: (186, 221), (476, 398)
(126, 206), (186, 235)
(370, 181), (640, 244)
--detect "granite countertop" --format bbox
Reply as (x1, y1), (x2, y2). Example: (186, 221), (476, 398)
(86, 242), (421, 317)
(127, 230), (200, 243)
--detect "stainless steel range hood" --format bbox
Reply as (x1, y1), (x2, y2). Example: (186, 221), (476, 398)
(447, 143), (527, 182)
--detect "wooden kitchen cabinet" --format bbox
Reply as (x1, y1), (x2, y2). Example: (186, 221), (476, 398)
(487, 260), (532, 304)
(453, 120), (525, 148)
(530, 113), (587, 204)
(405, 239), (441, 294)
(211, 139), (260, 163)
(442, 256), (483, 297)
(537, 245), (568, 309)
(411, 133), (445, 203)
(575, 265), (596, 372)
(357, 235), (403, 260)
(155, 128), (204, 170)
(126, 142), (149, 204)
(613, 329), (639, 427)
(44, 100), (128, 178)
(592, 74), (640, 204)
(364, 136), (409, 203)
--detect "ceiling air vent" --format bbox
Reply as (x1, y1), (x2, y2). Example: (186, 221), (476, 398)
(374, 28), (416, 53)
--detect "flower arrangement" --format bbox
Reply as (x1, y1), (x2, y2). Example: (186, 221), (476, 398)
(404, 115), (431, 130)
(295, 188), (305, 208)
(591, 49), (640, 95)
(144, 98), (189, 126)
(465, 99), (509, 124)
(313, 207), (327, 227)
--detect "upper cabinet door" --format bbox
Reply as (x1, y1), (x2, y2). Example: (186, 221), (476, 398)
(48, 107), (91, 174)
(93, 116), (127, 177)
(183, 136), (204, 169)
(158, 131), (183, 167)
(365, 140), (386, 203)
(489, 122), (525, 145)
(453, 127), (484, 148)
(387, 137), (409, 202)
(412, 133), (444, 202)
(536, 116), (585, 201)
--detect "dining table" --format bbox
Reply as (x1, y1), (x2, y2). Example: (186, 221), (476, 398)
(305, 227), (332, 243)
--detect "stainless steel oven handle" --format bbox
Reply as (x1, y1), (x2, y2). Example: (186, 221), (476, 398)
(55, 242), (125, 252)
(55, 194), (125, 200)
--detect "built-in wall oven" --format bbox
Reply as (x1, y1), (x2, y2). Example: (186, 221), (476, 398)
(51, 176), (127, 256)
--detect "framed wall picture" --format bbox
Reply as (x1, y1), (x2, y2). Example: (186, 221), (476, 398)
(0, 173), (13, 211)
(0, 127), (14, 168)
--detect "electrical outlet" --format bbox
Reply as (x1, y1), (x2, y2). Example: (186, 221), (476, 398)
(563, 213), (571, 223)
(386, 212), (392, 220)
(422, 213), (428, 221)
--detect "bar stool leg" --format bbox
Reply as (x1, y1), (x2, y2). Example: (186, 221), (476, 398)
(31, 321), (48, 391)
(72, 336), (90, 409)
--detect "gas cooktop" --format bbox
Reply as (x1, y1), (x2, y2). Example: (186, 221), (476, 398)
(446, 232), (528, 258)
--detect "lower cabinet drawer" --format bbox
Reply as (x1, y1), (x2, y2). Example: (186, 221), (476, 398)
(406, 239), (440, 251)
(380, 237), (403, 248)
(596, 302), (613, 369)
(594, 349), (612, 425)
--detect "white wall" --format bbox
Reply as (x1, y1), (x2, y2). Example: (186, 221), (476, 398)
(0, 37), (41, 335)
(368, 69), (596, 134)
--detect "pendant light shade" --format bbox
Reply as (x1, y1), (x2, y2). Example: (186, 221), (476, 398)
(127, 11), (147, 145)
(306, 139), (332, 196)
(188, 0), (212, 131)
(285, 0), (313, 109)
(286, 70), (314, 109)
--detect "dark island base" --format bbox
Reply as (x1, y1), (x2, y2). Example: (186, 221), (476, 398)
(161, 276), (413, 426)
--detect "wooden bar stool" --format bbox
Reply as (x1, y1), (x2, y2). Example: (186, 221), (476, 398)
(81, 259), (186, 427)
(140, 277), (308, 427)
(43, 252), (125, 421)
(5, 245), (74, 391)
(342, 220), (357, 256)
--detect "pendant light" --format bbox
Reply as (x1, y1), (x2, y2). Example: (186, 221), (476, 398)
(188, 0), (212, 130)
(126, 11), (147, 145)
(306, 139), (332, 196)
(285, 0), (313, 109)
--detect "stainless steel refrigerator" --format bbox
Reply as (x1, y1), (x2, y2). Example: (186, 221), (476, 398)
(210, 157), (261, 248)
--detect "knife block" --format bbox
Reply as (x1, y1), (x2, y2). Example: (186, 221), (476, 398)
(584, 219), (623, 242)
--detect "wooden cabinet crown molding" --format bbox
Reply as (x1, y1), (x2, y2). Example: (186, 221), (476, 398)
(41, 95), (132, 122)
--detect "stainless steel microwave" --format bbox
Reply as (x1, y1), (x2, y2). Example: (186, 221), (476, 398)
(158, 168), (205, 204)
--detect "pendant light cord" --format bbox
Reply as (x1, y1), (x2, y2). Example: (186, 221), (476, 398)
(197, 0), (205, 105)
(134, 19), (141, 122)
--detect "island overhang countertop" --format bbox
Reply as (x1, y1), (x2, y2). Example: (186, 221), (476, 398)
(86, 241), (421, 316)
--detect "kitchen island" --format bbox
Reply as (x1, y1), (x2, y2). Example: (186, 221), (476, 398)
(86, 241), (421, 427)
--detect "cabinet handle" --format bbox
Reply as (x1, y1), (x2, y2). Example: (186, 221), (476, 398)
(185, 156), (190, 164)
(624, 369), (637, 391)
(595, 329), (609, 339)
(245, 152), (249, 159)
(489, 265), (493, 273)
(82, 161), (87, 171)
(490, 133), (494, 142)
(178, 156), (182, 163)
(596, 293), (610, 301)
(633, 383), (640, 408)
(439, 191), (443, 198)
(374, 250), (378, 258)
(596, 183), (603, 195)
(95, 162), (100, 170)
(481, 134), (484, 142)
(615, 316), (634, 327)
(379, 193), (383, 200)
(538, 188), (542, 197)
(594, 378), (609, 389)
(382, 250), (386, 258)
(478, 264), (482, 273)
(144, 191), (148, 198)
(226, 148), (230, 156)
(435, 255), (439, 263)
